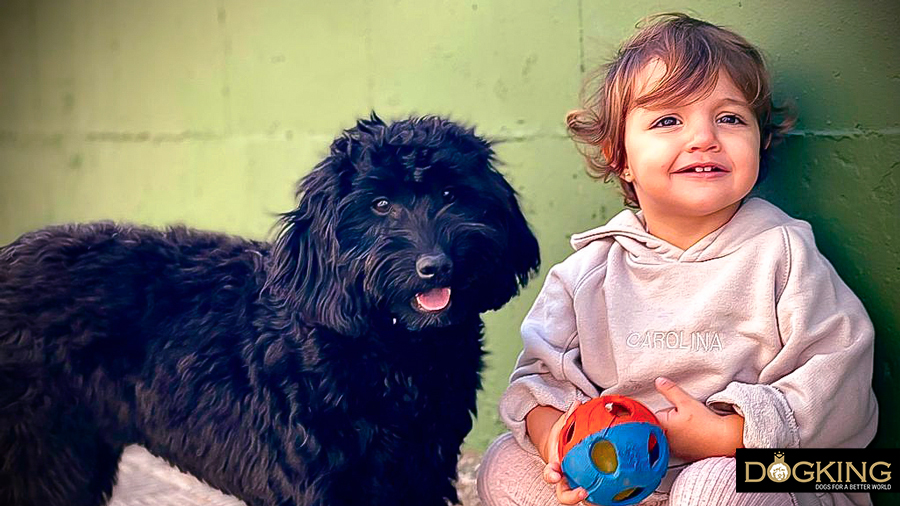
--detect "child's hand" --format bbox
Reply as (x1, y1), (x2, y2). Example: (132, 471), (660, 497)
(540, 402), (590, 505)
(654, 377), (744, 462)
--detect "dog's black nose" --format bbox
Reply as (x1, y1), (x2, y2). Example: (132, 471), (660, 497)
(416, 254), (453, 280)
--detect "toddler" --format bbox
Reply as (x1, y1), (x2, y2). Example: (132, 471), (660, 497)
(477, 13), (877, 506)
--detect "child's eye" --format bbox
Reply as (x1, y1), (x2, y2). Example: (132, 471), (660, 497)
(652, 116), (680, 128)
(718, 114), (746, 125)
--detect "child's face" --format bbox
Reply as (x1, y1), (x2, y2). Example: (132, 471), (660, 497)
(622, 61), (760, 223)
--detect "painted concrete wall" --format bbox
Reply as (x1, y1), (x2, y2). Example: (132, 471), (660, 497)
(1, 0), (898, 458)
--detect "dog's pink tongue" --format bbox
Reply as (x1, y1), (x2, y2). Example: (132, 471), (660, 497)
(416, 288), (451, 311)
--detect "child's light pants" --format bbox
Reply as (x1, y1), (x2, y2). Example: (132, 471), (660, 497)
(476, 433), (862, 506)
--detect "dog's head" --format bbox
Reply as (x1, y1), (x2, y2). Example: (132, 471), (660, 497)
(267, 114), (540, 335)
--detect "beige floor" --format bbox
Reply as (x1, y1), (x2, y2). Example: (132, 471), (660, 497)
(109, 446), (245, 506)
(109, 445), (483, 506)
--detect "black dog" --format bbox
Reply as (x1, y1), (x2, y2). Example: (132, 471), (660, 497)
(0, 115), (540, 506)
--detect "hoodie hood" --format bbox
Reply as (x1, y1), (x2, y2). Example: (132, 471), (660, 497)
(570, 198), (802, 263)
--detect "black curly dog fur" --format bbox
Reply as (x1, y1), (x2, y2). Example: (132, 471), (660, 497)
(0, 115), (540, 506)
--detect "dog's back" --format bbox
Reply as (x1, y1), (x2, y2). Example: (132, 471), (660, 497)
(0, 222), (269, 505)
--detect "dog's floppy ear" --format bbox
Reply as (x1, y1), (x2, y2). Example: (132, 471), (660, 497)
(468, 131), (540, 294)
(461, 128), (540, 310)
(504, 184), (541, 289)
(266, 136), (367, 336)
(454, 125), (541, 309)
(490, 170), (541, 307)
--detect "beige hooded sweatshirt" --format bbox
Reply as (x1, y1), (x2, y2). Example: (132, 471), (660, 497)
(499, 198), (878, 505)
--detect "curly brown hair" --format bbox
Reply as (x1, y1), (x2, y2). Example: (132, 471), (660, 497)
(567, 13), (794, 207)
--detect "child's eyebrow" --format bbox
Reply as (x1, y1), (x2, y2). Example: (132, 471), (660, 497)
(715, 96), (752, 108)
(635, 95), (751, 112)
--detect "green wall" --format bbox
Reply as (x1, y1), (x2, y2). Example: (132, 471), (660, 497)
(1, 0), (898, 460)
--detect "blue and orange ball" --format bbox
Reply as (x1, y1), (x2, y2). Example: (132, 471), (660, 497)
(557, 396), (669, 505)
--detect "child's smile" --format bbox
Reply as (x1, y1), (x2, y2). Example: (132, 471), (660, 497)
(621, 61), (761, 249)
(671, 162), (730, 178)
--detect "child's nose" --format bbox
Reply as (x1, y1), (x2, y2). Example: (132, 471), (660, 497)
(686, 122), (720, 152)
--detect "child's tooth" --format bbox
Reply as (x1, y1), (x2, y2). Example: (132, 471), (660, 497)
(704, 166), (712, 172)
(694, 167), (703, 172)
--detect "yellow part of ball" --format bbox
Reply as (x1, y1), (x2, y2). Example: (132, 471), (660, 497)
(590, 439), (618, 474)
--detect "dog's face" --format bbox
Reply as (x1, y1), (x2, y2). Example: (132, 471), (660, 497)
(268, 115), (540, 335)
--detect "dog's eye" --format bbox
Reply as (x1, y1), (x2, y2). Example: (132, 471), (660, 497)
(442, 188), (456, 203)
(372, 198), (391, 215)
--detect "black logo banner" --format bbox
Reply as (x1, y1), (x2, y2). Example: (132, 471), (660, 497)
(736, 449), (896, 494)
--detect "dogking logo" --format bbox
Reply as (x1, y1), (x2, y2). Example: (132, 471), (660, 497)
(737, 449), (897, 494)
(767, 452), (790, 483)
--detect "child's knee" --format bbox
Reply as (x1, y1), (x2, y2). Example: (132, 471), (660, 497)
(476, 433), (554, 506)
(476, 433), (516, 493)
(670, 457), (794, 506)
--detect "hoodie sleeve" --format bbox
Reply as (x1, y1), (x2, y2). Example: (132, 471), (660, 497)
(498, 260), (597, 455)
(707, 225), (878, 449)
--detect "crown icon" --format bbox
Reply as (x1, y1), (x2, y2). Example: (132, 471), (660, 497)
(774, 451), (784, 461)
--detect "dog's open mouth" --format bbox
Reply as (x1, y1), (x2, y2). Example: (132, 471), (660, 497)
(413, 287), (452, 313)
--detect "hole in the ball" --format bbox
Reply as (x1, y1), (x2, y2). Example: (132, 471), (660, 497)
(590, 439), (617, 474)
(605, 401), (632, 418)
(613, 487), (644, 502)
(564, 420), (576, 444)
(648, 432), (660, 466)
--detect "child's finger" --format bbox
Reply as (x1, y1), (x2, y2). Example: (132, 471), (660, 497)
(654, 377), (696, 409)
(556, 481), (588, 505)
(542, 461), (562, 484)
